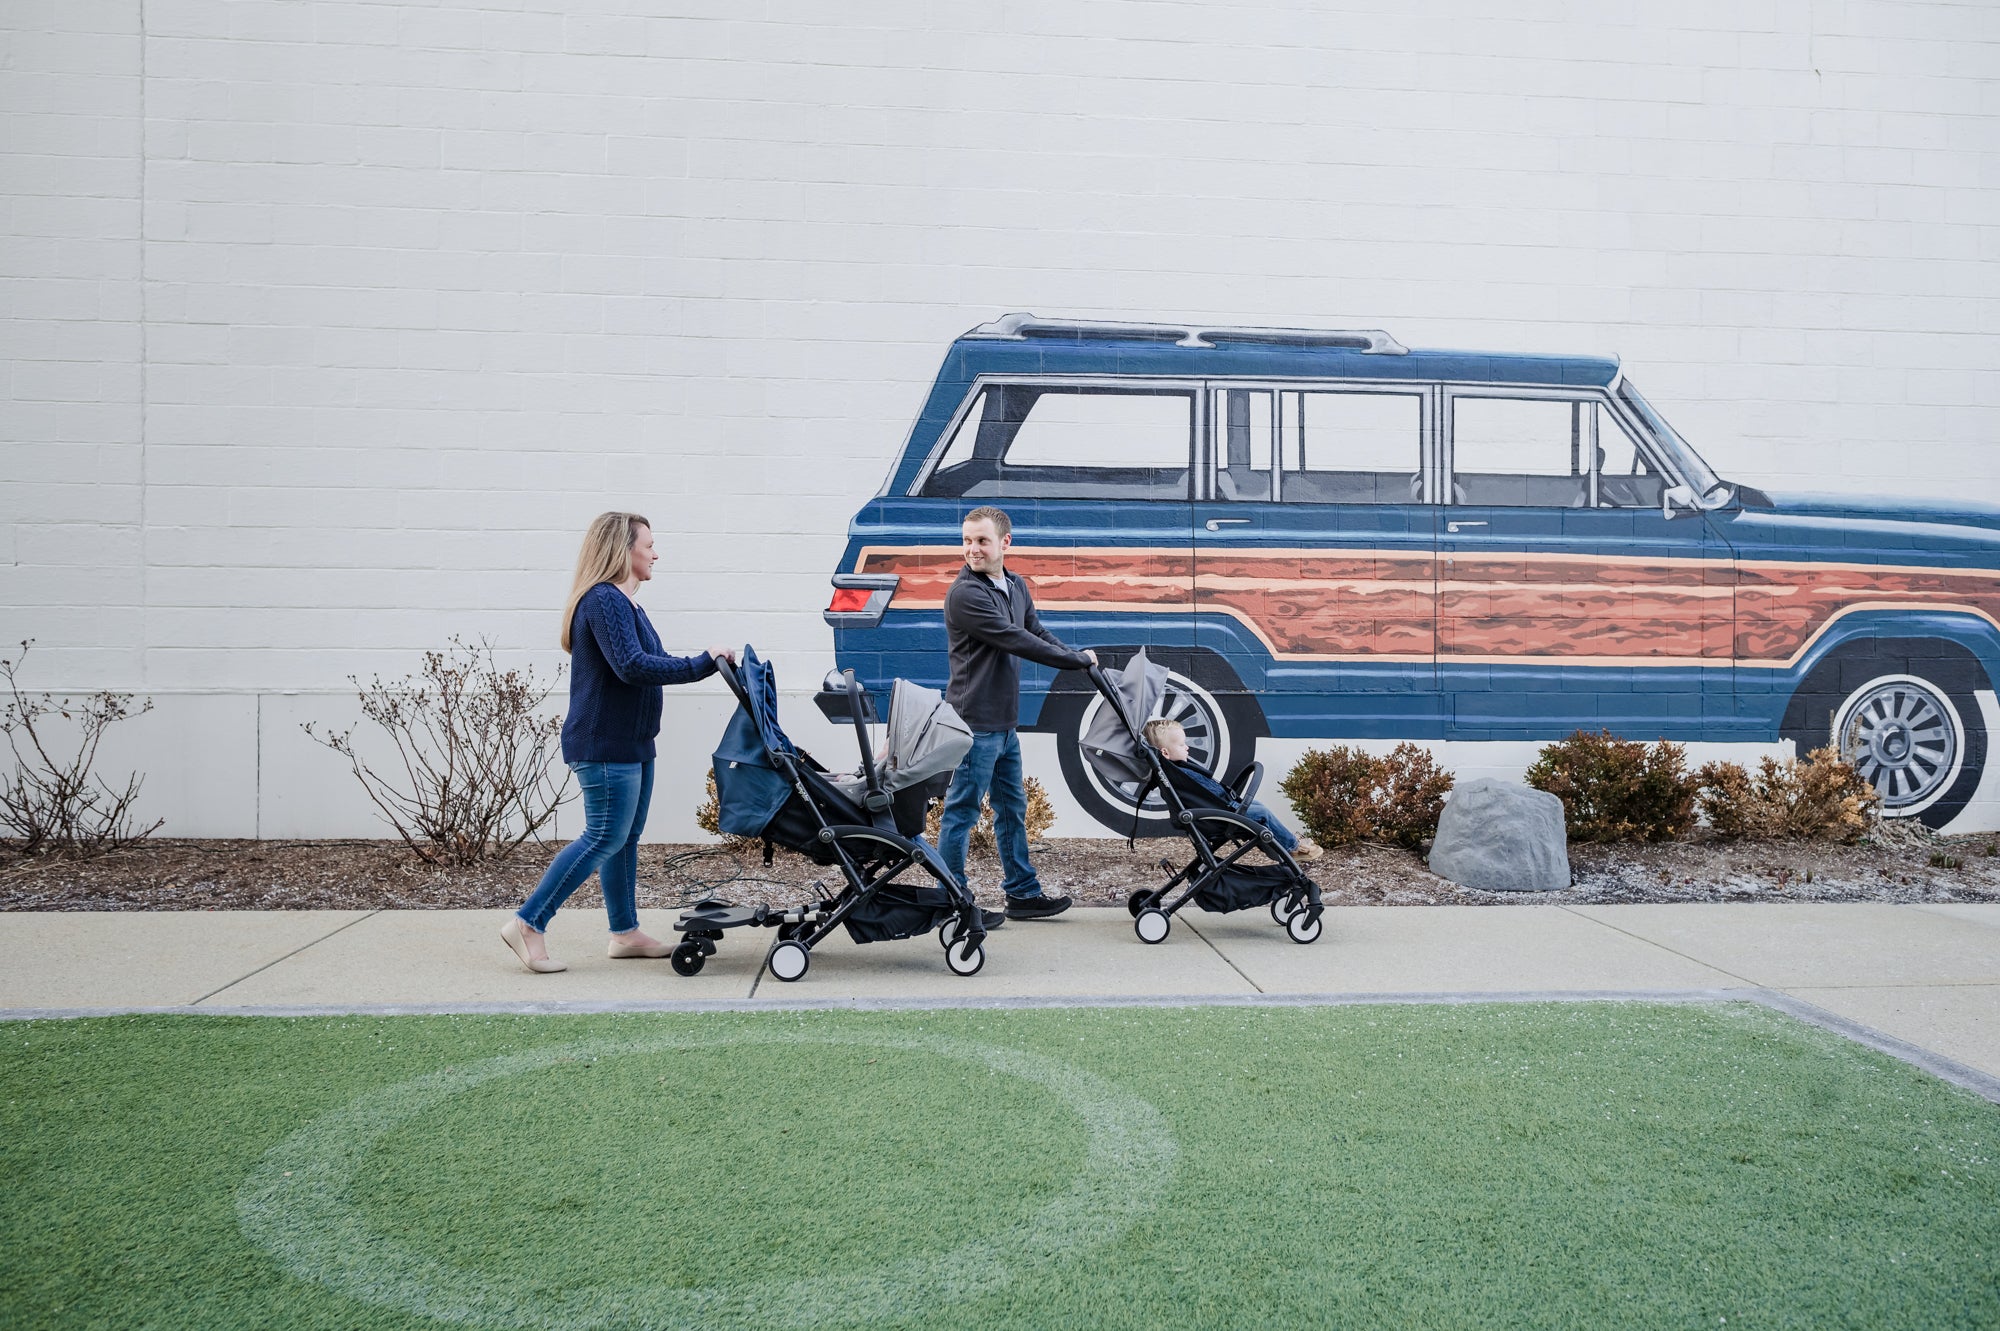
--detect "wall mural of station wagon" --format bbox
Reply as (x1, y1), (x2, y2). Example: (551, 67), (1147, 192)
(828, 314), (2000, 834)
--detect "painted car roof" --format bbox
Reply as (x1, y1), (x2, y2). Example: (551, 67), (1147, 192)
(885, 335), (1623, 493)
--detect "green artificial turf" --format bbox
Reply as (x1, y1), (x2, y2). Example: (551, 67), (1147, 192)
(4, 1003), (1997, 1330)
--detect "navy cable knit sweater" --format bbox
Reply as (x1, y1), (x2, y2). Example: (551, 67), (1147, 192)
(561, 582), (716, 764)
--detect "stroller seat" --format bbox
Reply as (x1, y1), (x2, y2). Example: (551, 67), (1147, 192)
(1080, 649), (1325, 948)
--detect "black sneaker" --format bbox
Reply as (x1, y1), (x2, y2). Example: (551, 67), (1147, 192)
(980, 909), (1007, 931)
(1005, 893), (1072, 920)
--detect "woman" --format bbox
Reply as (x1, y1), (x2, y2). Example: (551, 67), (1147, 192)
(500, 512), (735, 973)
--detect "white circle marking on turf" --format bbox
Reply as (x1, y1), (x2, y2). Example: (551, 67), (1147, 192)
(236, 1029), (1177, 1329)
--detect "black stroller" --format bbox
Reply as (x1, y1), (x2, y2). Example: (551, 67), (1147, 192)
(1081, 651), (1325, 946)
(671, 647), (989, 983)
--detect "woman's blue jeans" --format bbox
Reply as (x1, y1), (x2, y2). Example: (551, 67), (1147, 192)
(516, 760), (652, 934)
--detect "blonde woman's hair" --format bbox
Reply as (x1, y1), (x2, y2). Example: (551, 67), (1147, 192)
(1142, 717), (1184, 750)
(561, 511), (650, 652)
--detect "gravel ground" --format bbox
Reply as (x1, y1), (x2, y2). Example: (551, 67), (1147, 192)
(5, 822), (2000, 913)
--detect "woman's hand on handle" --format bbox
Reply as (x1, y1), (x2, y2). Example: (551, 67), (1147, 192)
(708, 644), (738, 665)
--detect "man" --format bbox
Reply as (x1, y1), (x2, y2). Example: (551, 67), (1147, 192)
(939, 506), (1096, 920)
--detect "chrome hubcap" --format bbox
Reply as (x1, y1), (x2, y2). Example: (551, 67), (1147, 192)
(1836, 679), (1959, 810)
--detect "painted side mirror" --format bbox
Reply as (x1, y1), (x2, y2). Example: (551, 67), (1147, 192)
(1662, 483), (1698, 519)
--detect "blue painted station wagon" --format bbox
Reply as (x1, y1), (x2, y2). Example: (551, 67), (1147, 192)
(828, 314), (2000, 833)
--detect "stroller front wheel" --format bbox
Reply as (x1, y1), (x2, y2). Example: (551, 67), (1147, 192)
(1134, 907), (1171, 945)
(1270, 895), (1297, 925)
(768, 939), (811, 983)
(669, 941), (706, 977)
(944, 939), (985, 977)
(1285, 909), (1323, 945)
(1126, 889), (1156, 918)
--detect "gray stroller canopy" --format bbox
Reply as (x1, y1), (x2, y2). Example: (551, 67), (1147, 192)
(880, 677), (973, 791)
(1082, 649), (1167, 785)
(829, 677), (974, 803)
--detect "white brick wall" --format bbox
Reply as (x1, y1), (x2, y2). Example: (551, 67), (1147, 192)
(5, 0), (2000, 837)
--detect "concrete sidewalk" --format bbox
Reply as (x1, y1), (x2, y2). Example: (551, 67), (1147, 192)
(6, 903), (1999, 1097)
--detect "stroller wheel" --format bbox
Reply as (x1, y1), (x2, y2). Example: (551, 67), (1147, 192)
(1285, 909), (1323, 945)
(1134, 907), (1171, 945)
(768, 940), (811, 983)
(669, 941), (706, 977)
(937, 917), (962, 949)
(1270, 894), (1297, 925)
(1125, 889), (1155, 918)
(944, 938), (985, 977)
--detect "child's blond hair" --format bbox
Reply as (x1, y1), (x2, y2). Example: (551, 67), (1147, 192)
(1142, 717), (1184, 750)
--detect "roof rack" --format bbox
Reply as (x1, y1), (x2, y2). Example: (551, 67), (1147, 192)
(962, 313), (1409, 356)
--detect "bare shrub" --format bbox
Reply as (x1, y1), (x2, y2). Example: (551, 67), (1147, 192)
(1696, 747), (1878, 842)
(924, 776), (1056, 850)
(1279, 746), (1383, 848)
(0, 640), (164, 857)
(1525, 730), (1696, 842)
(303, 637), (572, 866)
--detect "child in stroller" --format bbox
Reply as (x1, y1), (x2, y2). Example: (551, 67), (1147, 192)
(1140, 718), (1324, 862)
(1080, 651), (1326, 947)
(671, 648), (996, 983)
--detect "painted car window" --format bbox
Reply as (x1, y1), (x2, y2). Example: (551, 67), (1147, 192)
(1210, 388), (1424, 504)
(1213, 388), (1275, 500)
(1281, 390), (1424, 504)
(1593, 407), (1667, 509)
(918, 384), (1193, 500)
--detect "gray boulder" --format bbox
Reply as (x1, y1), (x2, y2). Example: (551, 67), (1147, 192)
(1427, 778), (1570, 892)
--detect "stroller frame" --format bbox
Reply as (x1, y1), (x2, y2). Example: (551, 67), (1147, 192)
(672, 660), (988, 984)
(1083, 663), (1326, 947)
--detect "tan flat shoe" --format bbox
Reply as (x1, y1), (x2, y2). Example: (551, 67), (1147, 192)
(1294, 838), (1326, 862)
(501, 916), (567, 973)
(607, 933), (673, 959)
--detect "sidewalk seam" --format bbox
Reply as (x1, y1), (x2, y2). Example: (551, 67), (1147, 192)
(1180, 918), (1265, 994)
(188, 910), (384, 1006)
(1556, 904), (1761, 987)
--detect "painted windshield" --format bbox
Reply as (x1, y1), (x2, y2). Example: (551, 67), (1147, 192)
(1616, 381), (1725, 502)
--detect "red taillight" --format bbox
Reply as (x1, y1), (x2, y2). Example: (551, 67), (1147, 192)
(827, 588), (872, 613)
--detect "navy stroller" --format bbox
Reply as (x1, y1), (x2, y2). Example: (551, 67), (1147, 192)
(672, 647), (988, 983)
(1081, 651), (1325, 946)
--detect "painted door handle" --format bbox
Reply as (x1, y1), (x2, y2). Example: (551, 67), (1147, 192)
(1446, 520), (1487, 533)
(1204, 518), (1250, 531)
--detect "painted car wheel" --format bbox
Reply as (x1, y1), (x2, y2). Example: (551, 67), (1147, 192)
(1782, 638), (1989, 829)
(1052, 661), (1261, 837)
(1833, 675), (1963, 816)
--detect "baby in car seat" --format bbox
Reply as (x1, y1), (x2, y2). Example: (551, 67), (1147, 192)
(1141, 718), (1324, 861)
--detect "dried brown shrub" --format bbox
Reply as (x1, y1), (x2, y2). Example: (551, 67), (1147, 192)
(1278, 745), (1379, 847)
(1371, 742), (1456, 850)
(1525, 730), (1696, 842)
(1695, 746), (1878, 842)
(924, 775), (1056, 849)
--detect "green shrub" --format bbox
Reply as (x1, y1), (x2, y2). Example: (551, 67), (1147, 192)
(1524, 730), (1696, 842)
(1695, 747), (1877, 842)
(1278, 743), (1454, 849)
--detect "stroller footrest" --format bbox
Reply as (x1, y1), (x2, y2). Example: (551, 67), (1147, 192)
(674, 904), (765, 932)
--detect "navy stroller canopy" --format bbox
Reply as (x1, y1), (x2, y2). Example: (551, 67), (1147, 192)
(711, 646), (800, 840)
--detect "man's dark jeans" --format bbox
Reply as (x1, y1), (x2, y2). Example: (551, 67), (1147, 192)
(938, 729), (1045, 900)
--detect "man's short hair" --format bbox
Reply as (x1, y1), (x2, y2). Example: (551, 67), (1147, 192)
(963, 506), (1011, 538)
(1142, 717), (1184, 749)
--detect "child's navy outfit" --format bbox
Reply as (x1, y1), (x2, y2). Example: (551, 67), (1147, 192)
(1161, 756), (1299, 853)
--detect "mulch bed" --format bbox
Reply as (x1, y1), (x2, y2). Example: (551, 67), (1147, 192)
(6, 824), (2000, 913)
